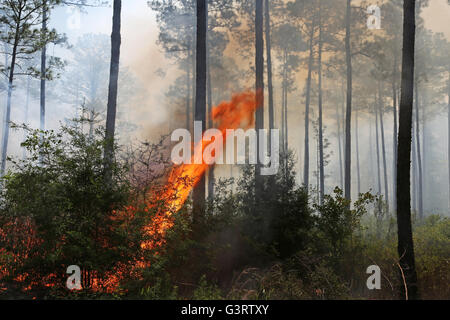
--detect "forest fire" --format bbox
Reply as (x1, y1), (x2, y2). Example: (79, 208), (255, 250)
(141, 90), (259, 249)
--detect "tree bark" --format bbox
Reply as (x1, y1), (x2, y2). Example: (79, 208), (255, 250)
(392, 52), (399, 212)
(355, 109), (361, 195)
(396, 0), (418, 300)
(379, 81), (390, 212)
(207, 41), (214, 199)
(421, 90), (427, 214)
(414, 82), (423, 220)
(336, 98), (343, 190)
(255, 0), (264, 180)
(193, 0), (207, 223)
(283, 49), (288, 152)
(344, 0), (352, 201)
(264, 0), (274, 134)
(104, 0), (122, 183)
(281, 51), (286, 154)
(303, 13), (316, 188)
(186, 49), (191, 132)
(448, 71), (450, 214)
(40, 1), (47, 132)
(412, 115), (417, 212)
(23, 76), (31, 160)
(375, 100), (382, 194)
(318, 5), (324, 204)
(1, 13), (21, 176)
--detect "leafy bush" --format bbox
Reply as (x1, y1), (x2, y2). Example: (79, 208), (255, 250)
(0, 124), (145, 293)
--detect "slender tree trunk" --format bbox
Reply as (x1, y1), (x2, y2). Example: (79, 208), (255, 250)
(344, 0), (352, 201)
(193, 0), (207, 222)
(104, 0), (122, 183)
(421, 90), (427, 214)
(355, 109), (361, 195)
(255, 0), (264, 179)
(412, 115), (417, 212)
(303, 14), (316, 188)
(396, 0), (418, 300)
(318, 6), (324, 204)
(379, 81), (390, 212)
(369, 120), (374, 190)
(414, 82), (423, 220)
(281, 52), (286, 154)
(23, 76), (31, 160)
(1, 19), (20, 176)
(448, 71), (450, 214)
(40, 1), (47, 132)
(207, 40), (214, 199)
(284, 50), (288, 152)
(192, 43), (196, 133)
(186, 51), (191, 132)
(89, 109), (95, 138)
(375, 102), (382, 194)
(392, 53), (399, 212)
(265, 0), (274, 134)
(336, 100), (343, 190)
(380, 100), (390, 210)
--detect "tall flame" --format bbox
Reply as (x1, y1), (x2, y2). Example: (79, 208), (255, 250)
(141, 90), (259, 249)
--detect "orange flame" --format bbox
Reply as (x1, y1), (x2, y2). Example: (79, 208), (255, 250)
(141, 90), (259, 249)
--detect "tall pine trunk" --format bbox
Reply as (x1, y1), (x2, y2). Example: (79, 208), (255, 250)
(421, 90), (427, 214)
(193, 0), (207, 222)
(186, 50), (191, 132)
(104, 0), (122, 183)
(23, 76), (31, 160)
(303, 13), (316, 188)
(265, 0), (274, 133)
(255, 0), (264, 179)
(379, 81), (390, 212)
(392, 53), (399, 212)
(369, 120), (374, 190)
(283, 49), (288, 152)
(207, 41), (214, 199)
(317, 5), (324, 204)
(281, 51), (286, 154)
(448, 71), (450, 214)
(40, 1), (47, 132)
(375, 101), (382, 194)
(412, 117), (417, 212)
(1, 17), (20, 176)
(355, 109), (361, 195)
(344, 0), (352, 201)
(396, 0), (418, 300)
(414, 83), (423, 220)
(336, 99), (343, 189)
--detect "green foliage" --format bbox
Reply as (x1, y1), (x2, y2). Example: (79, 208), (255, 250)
(193, 275), (223, 300)
(0, 124), (144, 291)
(236, 152), (313, 261)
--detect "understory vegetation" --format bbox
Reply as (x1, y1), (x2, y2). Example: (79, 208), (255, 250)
(0, 125), (448, 300)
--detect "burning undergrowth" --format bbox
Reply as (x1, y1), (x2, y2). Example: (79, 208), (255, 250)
(0, 91), (259, 297)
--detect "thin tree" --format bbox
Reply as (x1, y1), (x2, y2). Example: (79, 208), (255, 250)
(264, 0), (274, 134)
(317, 0), (324, 203)
(193, 0), (207, 222)
(448, 70), (450, 214)
(396, 0), (418, 300)
(40, 0), (48, 132)
(344, 0), (352, 201)
(414, 81), (424, 219)
(255, 0), (264, 178)
(0, 0), (56, 176)
(379, 81), (390, 212)
(104, 0), (122, 183)
(303, 9), (316, 188)
(355, 108), (360, 195)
